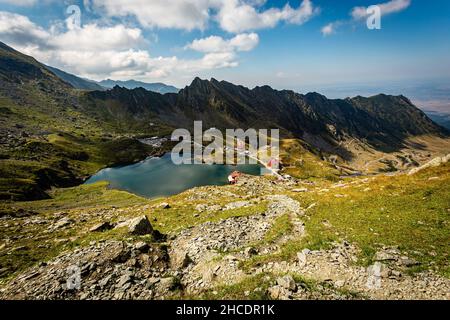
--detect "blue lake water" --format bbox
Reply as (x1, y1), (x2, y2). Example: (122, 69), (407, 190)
(85, 154), (262, 198)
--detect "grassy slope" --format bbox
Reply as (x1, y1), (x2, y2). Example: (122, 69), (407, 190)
(297, 163), (450, 274)
(1, 162), (448, 289)
(0, 86), (172, 201)
(0, 182), (148, 282)
(0, 180), (269, 282)
(197, 164), (450, 299)
(280, 139), (340, 181)
(0, 42), (175, 201)
(241, 163), (450, 278)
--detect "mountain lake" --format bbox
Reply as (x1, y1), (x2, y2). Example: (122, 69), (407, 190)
(85, 153), (262, 198)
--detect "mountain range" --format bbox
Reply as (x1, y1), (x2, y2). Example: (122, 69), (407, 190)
(45, 65), (105, 91)
(0, 41), (449, 200)
(43, 64), (179, 94)
(99, 79), (179, 94)
(85, 77), (448, 157)
(425, 111), (450, 130)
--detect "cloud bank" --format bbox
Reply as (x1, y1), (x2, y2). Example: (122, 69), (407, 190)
(0, 1), (318, 83)
(0, 11), (261, 81)
(87, 0), (318, 33)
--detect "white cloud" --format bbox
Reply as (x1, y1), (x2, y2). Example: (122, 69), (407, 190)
(351, 0), (411, 20)
(0, 1), (317, 84)
(51, 24), (144, 51)
(0, 0), (58, 6)
(0, 0), (37, 6)
(229, 33), (259, 51)
(321, 22), (336, 36)
(87, 0), (318, 33)
(0, 11), (257, 83)
(0, 11), (49, 47)
(186, 33), (259, 53)
(88, 0), (213, 31)
(217, 0), (318, 33)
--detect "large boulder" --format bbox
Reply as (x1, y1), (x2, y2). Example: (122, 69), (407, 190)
(128, 215), (154, 235)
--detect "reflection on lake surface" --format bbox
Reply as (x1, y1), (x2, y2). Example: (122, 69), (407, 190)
(85, 154), (262, 198)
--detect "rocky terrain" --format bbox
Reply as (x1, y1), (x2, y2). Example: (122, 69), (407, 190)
(1, 159), (449, 300)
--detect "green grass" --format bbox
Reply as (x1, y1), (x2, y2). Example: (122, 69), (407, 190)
(299, 167), (449, 274)
(0, 181), (270, 283)
(263, 214), (293, 243)
(4, 181), (149, 213)
(194, 273), (274, 300)
(240, 164), (450, 277)
(280, 139), (340, 181)
(0, 181), (152, 282)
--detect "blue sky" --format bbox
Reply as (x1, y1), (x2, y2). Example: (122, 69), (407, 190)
(0, 0), (449, 106)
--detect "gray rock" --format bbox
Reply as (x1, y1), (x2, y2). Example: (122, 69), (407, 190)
(99, 275), (112, 287)
(145, 277), (160, 289)
(110, 246), (131, 263)
(292, 188), (308, 193)
(276, 275), (297, 291)
(223, 201), (250, 211)
(334, 280), (345, 288)
(244, 247), (258, 257)
(374, 251), (398, 262)
(117, 274), (133, 288)
(128, 216), (153, 235)
(134, 241), (149, 252)
(158, 277), (177, 292)
(159, 202), (170, 209)
(297, 250), (308, 266)
(399, 257), (420, 267)
(267, 285), (291, 300)
(390, 270), (402, 278)
(170, 252), (192, 269)
(54, 217), (73, 229)
(89, 222), (113, 232)
(367, 262), (390, 279)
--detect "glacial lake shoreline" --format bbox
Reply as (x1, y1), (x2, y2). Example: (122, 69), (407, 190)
(85, 153), (262, 198)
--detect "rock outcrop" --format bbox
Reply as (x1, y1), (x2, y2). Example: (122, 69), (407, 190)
(408, 154), (450, 175)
